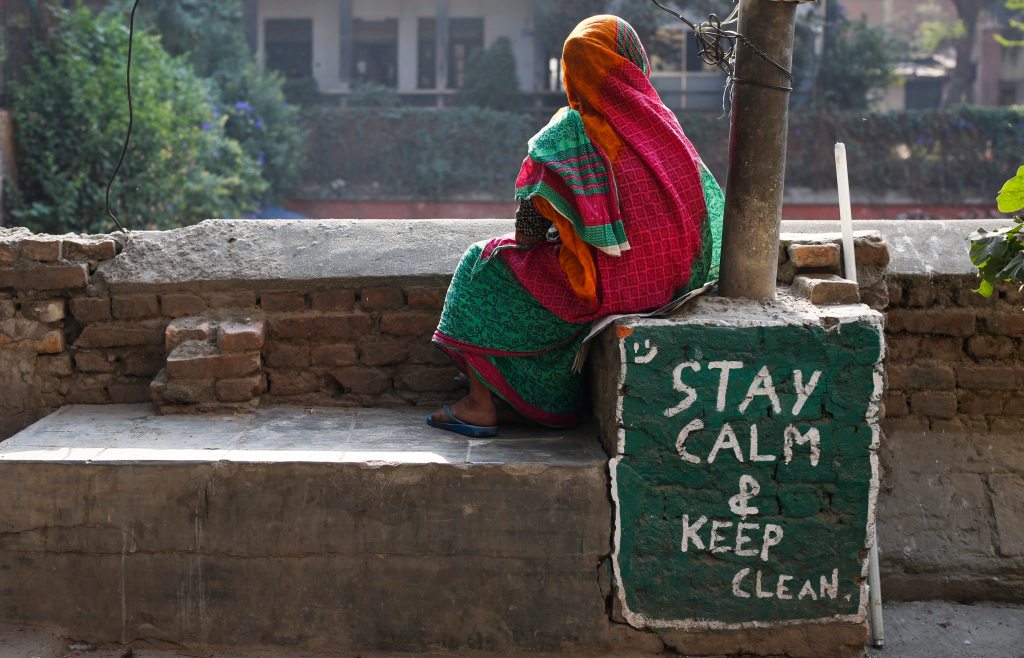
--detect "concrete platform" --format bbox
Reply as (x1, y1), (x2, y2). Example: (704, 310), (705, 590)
(0, 405), (621, 654)
(1, 404), (604, 466)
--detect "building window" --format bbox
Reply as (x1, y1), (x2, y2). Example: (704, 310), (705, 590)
(353, 19), (398, 87)
(265, 19), (313, 79)
(904, 78), (943, 110)
(417, 18), (436, 89)
(448, 18), (484, 89)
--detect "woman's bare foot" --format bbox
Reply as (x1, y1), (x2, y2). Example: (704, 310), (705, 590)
(431, 370), (498, 427)
(431, 395), (497, 427)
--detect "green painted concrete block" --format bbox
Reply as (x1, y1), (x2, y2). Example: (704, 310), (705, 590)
(608, 298), (884, 630)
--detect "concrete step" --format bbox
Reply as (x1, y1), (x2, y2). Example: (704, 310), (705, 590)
(0, 404), (618, 653)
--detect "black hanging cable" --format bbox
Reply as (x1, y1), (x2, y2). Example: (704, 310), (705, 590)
(104, 0), (141, 234)
(650, 0), (793, 94)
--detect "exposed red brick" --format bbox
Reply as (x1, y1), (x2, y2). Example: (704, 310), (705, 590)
(1004, 396), (1024, 416)
(75, 322), (165, 349)
(958, 366), (1024, 391)
(310, 289), (355, 311)
(379, 311), (438, 337)
(982, 312), (1024, 337)
(853, 238), (890, 267)
(359, 287), (405, 311)
(160, 293), (206, 318)
(331, 367), (390, 395)
(886, 364), (955, 391)
(882, 392), (908, 418)
(217, 318), (266, 352)
(66, 386), (110, 405)
(107, 383), (152, 404)
(966, 335), (1018, 360)
(266, 342), (310, 368)
(408, 342), (450, 366)
(21, 300), (65, 323)
(19, 238), (61, 262)
(0, 242), (17, 265)
(889, 282), (908, 309)
(75, 350), (117, 373)
(37, 354), (73, 377)
(0, 263), (88, 290)
(69, 297), (111, 323)
(357, 339), (408, 367)
(268, 369), (321, 396)
(111, 294), (161, 320)
(787, 243), (840, 269)
(0, 318), (65, 353)
(63, 238), (118, 262)
(215, 374), (264, 402)
(405, 287), (446, 310)
(165, 317), (216, 351)
(793, 274), (860, 305)
(910, 391), (958, 418)
(206, 290), (257, 309)
(151, 370), (215, 405)
(260, 291), (305, 312)
(271, 313), (372, 341)
(166, 341), (260, 380)
(310, 343), (358, 367)
(118, 347), (165, 378)
(886, 309), (976, 336)
(958, 391), (1005, 416)
(394, 365), (460, 393)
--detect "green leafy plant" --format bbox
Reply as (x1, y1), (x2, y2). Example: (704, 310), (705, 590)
(149, 0), (306, 204)
(969, 167), (1024, 296)
(10, 5), (265, 233)
(459, 38), (522, 111)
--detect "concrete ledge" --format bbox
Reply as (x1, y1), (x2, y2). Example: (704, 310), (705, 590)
(0, 405), (620, 652)
(96, 219), (1013, 292)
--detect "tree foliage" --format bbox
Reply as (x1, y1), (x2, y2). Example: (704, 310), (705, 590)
(460, 37), (522, 111)
(147, 0), (305, 203)
(816, 15), (896, 110)
(9, 6), (265, 233)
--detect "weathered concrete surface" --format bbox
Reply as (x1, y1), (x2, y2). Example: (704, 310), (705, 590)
(97, 219), (1011, 291)
(877, 430), (1024, 602)
(98, 220), (511, 291)
(4, 601), (1021, 657)
(0, 405), (645, 653)
(783, 219), (1014, 276)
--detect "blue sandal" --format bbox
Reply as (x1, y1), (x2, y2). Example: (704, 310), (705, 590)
(426, 404), (498, 438)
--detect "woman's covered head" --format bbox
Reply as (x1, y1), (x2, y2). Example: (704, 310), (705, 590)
(561, 15), (651, 110)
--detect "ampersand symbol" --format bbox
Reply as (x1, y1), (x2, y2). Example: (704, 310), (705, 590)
(728, 474), (761, 519)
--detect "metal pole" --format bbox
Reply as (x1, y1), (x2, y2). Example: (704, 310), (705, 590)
(868, 527), (886, 648)
(717, 0), (798, 300)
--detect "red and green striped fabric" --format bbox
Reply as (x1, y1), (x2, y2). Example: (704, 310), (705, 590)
(514, 107), (630, 256)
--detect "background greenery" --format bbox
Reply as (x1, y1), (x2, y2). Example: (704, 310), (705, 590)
(300, 105), (1024, 205)
(9, 5), (266, 233)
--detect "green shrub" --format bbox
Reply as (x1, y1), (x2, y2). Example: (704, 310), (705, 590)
(149, 0), (306, 204)
(10, 6), (265, 233)
(302, 106), (534, 200)
(459, 38), (522, 112)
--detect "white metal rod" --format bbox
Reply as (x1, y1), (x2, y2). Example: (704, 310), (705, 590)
(868, 526), (885, 648)
(835, 143), (858, 283)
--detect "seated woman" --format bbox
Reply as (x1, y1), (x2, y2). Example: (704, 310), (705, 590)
(428, 15), (723, 437)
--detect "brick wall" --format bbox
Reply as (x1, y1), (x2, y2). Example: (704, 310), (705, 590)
(877, 274), (1024, 601)
(882, 274), (1023, 436)
(2, 220), (1023, 602)
(0, 228), (459, 438)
